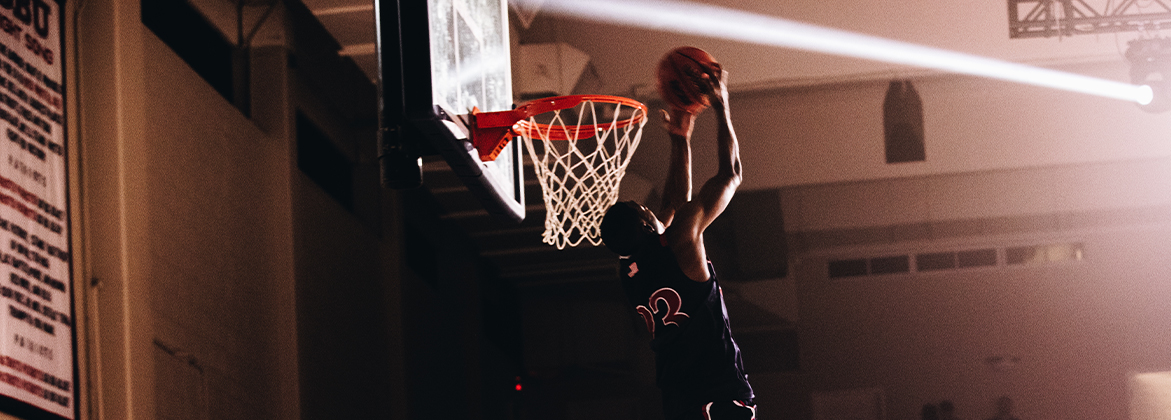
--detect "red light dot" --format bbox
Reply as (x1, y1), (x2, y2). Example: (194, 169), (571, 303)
(515, 383), (522, 391)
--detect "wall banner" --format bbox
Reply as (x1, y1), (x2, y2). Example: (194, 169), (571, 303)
(0, 0), (72, 418)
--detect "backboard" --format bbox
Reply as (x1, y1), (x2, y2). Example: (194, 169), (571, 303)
(378, 0), (525, 222)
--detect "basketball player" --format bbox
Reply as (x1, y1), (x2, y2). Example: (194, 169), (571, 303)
(600, 64), (754, 420)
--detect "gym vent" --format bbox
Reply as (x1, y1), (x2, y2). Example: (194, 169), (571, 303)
(827, 242), (1084, 278)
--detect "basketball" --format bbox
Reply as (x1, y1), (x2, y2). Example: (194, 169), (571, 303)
(656, 46), (720, 114)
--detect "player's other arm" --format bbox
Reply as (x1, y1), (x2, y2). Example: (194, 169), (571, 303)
(657, 108), (696, 228)
(667, 68), (742, 282)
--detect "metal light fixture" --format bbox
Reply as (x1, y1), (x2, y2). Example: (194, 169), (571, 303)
(1127, 37), (1171, 113)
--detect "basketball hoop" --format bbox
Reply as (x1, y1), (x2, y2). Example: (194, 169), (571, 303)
(471, 95), (648, 249)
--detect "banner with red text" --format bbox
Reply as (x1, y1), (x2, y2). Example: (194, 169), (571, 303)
(0, 0), (71, 419)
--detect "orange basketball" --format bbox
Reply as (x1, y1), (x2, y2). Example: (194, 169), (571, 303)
(656, 46), (720, 114)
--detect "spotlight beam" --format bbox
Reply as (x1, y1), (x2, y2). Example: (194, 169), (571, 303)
(526, 0), (1153, 105)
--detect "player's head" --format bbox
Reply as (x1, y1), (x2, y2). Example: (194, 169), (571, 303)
(600, 201), (662, 256)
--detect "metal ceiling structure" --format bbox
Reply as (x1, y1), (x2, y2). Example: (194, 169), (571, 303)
(1009, 0), (1171, 38)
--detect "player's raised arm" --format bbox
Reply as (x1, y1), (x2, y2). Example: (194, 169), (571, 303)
(674, 67), (741, 238)
(699, 67), (742, 221)
(657, 108), (696, 228)
(664, 66), (741, 282)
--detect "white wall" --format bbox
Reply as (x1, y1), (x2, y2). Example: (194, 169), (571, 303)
(141, 30), (300, 420)
(76, 1), (310, 418)
(764, 115), (1171, 420)
(625, 50), (1171, 420)
(626, 60), (1171, 195)
(793, 223), (1171, 420)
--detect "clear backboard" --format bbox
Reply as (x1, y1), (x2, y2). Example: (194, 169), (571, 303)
(378, 0), (525, 222)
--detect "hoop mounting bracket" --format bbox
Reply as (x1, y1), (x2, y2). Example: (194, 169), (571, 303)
(470, 107), (527, 162)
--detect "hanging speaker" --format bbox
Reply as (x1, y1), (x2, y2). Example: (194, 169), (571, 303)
(883, 80), (926, 163)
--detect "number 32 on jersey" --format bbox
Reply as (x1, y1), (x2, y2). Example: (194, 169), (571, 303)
(636, 287), (689, 337)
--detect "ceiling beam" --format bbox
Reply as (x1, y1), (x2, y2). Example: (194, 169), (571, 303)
(1009, 0), (1171, 38)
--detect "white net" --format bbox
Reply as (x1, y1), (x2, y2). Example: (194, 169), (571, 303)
(516, 97), (647, 249)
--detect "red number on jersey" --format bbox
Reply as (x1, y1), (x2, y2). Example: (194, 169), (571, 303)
(635, 287), (690, 337)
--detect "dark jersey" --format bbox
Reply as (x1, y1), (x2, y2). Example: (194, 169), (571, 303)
(619, 236), (753, 417)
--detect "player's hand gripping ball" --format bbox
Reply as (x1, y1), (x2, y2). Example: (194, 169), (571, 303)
(656, 46), (721, 114)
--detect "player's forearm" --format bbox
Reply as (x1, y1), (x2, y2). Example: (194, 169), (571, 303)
(712, 102), (742, 182)
(693, 103), (740, 228)
(660, 134), (693, 221)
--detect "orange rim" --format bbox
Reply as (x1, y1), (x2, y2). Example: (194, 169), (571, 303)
(512, 94), (648, 141)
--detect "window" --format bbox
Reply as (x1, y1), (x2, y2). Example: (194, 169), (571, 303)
(827, 243), (1083, 278)
(828, 255), (911, 278)
(957, 248), (997, 268)
(870, 255), (910, 275)
(142, 0), (237, 108)
(916, 252), (956, 271)
(827, 258), (867, 278)
(1006, 243), (1084, 265)
(296, 112), (354, 211)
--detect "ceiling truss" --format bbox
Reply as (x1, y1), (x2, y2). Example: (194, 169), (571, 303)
(1009, 0), (1171, 38)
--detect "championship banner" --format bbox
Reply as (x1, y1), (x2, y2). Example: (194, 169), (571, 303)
(0, 0), (72, 419)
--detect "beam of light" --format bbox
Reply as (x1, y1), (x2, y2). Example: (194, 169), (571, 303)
(523, 0), (1154, 105)
(313, 4), (374, 16)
